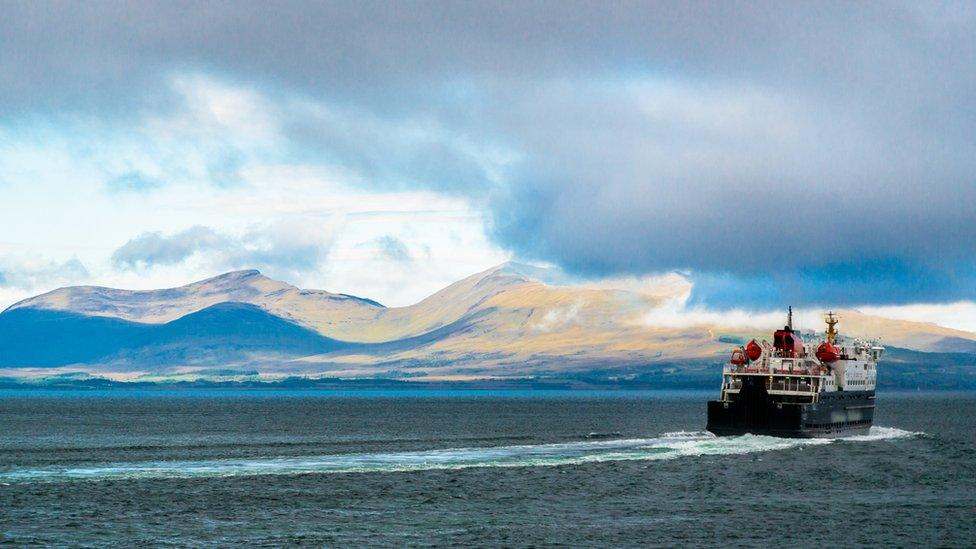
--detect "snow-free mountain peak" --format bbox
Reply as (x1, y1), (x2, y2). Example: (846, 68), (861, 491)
(5, 268), (298, 323)
(3, 266), (976, 385)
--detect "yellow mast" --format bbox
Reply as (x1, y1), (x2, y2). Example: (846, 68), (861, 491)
(825, 311), (839, 344)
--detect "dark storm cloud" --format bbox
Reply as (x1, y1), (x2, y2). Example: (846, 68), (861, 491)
(688, 259), (976, 308)
(3, 1), (975, 304)
(10, 2), (968, 116)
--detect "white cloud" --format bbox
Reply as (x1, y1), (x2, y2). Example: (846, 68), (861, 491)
(533, 299), (584, 332)
(2, 70), (973, 334)
(638, 286), (976, 335)
(0, 73), (511, 308)
(0, 257), (90, 310)
(163, 74), (281, 142)
(858, 302), (976, 334)
(638, 281), (837, 332)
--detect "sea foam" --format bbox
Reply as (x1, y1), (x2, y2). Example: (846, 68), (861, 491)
(0, 426), (919, 484)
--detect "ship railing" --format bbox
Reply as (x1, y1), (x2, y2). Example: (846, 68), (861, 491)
(772, 368), (826, 376)
(727, 366), (826, 376)
(767, 377), (820, 395)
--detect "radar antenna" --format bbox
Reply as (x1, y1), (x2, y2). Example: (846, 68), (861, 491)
(825, 311), (839, 345)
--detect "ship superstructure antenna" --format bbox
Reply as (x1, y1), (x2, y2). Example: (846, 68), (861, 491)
(825, 311), (839, 344)
(787, 306), (793, 331)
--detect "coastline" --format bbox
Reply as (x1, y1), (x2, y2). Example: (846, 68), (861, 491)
(1, 374), (974, 392)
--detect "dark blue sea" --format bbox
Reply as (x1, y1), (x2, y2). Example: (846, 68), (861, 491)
(1, 389), (974, 546)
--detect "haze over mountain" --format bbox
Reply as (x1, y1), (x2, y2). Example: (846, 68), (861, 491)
(3, 264), (976, 387)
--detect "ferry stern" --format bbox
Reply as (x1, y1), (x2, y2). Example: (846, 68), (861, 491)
(706, 309), (881, 438)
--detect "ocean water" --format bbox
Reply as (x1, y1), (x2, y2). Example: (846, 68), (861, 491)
(0, 390), (973, 546)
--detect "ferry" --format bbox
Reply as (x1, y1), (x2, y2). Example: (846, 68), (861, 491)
(706, 309), (882, 438)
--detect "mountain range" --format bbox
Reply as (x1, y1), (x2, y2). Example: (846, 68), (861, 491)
(3, 264), (975, 388)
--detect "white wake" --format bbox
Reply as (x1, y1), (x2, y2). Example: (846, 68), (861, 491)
(0, 426), (920, 484)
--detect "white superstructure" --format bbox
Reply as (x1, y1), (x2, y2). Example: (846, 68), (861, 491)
(718, 311), (883, 404)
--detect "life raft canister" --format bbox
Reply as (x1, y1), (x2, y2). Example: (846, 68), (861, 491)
(730, 348), (748, 365)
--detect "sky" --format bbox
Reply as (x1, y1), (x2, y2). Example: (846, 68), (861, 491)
(1, 1), (975, 329)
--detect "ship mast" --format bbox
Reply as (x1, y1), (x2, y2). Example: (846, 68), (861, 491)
(825, 311), (839, 344)
(787, 306), (793, 331)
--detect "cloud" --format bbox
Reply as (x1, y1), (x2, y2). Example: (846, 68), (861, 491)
(226, 220), (332, 276)
(485, 75), (976, 302)
(374, 236), (412, 262)
(112, 226), (227, 268)
(685, 259), (976, 307)
(858, 301), (976, 334)
(532, 299), (584, 332)
(105, 171), (164, 193)
(111, 222), (332, 279)
(640, 282), (835, 331)
(2, 2), (975, 305)
(283, 98), (506, 194)
(0, 258), (89, 290)
(0, 258), (91, 312)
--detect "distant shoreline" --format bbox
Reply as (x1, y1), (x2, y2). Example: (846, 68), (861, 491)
(0, 376), (698, 391)
(1, 375), (974, 391)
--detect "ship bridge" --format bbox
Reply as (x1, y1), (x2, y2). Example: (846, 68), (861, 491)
(719, 310), (879, 405)
(708, 309), (882, 438)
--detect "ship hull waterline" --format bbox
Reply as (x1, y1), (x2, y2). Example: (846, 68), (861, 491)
(706, 381), (875, 439)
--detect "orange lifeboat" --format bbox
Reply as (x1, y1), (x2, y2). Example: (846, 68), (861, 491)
(730, 348), (748, 365)
(816, 342), (840, 363)
(745, 339), (763, 361)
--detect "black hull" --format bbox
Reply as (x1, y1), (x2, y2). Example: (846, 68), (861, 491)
(707, 384), (875, 438)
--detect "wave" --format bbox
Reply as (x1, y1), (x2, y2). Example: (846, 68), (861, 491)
(0, 434), (536, 454)
(839, 426), (921, 442)
(0, 427), (919, 484)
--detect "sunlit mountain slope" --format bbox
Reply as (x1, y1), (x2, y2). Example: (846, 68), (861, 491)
(3, 263), (975, 383)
